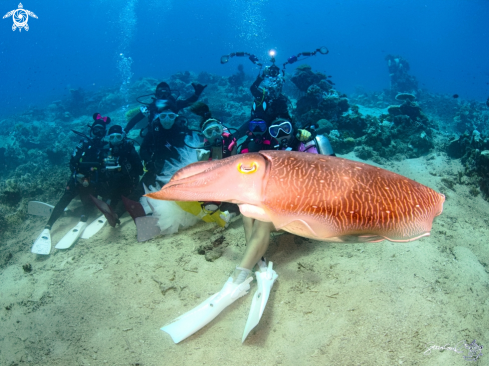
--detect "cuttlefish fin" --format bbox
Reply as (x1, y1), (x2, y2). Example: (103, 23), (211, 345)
(274, 218), (319, 238)
(274, 218), (388, 243)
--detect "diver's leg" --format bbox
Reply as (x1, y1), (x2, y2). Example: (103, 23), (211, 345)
(45, 180), (77, 228)
(132, 171), (156, 201)
(161, 218), (275, 344)
(78, 185), (96, 219)
(242, 216), (254, 243)
(111, 182), (134, 219)
(239, 220), (274, 270)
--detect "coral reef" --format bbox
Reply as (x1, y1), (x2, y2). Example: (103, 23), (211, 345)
(290, 64), (329, 92)
(295, 86), (350, 127)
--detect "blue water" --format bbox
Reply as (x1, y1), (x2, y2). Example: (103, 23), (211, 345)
(1, 0), (488, 117)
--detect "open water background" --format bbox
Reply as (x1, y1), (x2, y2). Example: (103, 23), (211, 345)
(0, 0), (488, 117)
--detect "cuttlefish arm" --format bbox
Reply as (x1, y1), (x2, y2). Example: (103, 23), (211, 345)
(146, 151), (445, 243)
(146, 153), (269, 208)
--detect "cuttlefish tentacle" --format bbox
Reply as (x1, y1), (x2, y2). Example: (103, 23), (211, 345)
(146, 151), (445, 243)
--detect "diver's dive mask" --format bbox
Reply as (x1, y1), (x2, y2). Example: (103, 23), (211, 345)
(109, 133), (124, 146)
(155, 112), (178, 129)
(202, 119), (223, 139)
(155, 82), (171, 100)
(248, 119), (268, 135)
(91, 125), (106, 140)
(269, 121), (292, 138)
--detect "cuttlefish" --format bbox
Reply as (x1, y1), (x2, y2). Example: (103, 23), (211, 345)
(146, 151), (445, 243)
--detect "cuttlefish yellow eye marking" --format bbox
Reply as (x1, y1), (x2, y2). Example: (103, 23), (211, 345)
(237, 162), (258, 174)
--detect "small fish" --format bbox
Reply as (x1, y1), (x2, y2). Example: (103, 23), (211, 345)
(486, 97), (489, 108)
(453, 94), (459, 99)
(326, 80), (335, 85)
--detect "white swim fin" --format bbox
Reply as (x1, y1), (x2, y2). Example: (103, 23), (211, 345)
(55, 220), (88, 249)
(31, 228), (51, 255)
(162, 275), (253, 343)
(135, 216), (162, 242)
(28, 201), (54, 217)
(81, 215), (107, 239)
(28, 201), (69, 216)
(242, 260), (278, 343)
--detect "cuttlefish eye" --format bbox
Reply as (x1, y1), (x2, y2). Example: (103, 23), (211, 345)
(237, 162), (258, 174)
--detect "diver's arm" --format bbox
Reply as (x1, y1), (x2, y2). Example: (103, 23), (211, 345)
(129, 143), (144, 176)
(124, 111), (145, 133)
(250, 74), (264, 99)
(177, 95), (198, 111)
(139, 134), (153, 164)
(176, 83), (207, 111)
(69, 139), (86, 172)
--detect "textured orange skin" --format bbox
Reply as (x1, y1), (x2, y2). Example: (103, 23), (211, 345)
(147, 151), (445, 243)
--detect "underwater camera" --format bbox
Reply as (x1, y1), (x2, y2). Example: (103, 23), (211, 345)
(220, 46), (329, 75)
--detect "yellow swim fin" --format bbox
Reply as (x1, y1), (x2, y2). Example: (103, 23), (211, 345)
(175, 201), (227, 227)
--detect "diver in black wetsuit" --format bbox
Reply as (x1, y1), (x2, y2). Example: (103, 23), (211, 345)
(136, 108), (192, 196)
(235, 65), (292, 139)
(125, 81), (207, 134)
(99, 125), (144, 223)
(44, 113), (111, 229)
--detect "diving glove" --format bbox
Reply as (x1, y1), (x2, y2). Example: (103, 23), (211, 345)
(192, 82), (207, 96)
(296, 129), (312, 142)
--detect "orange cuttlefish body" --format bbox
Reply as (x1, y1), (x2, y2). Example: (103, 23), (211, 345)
(146, 151), (445, 243)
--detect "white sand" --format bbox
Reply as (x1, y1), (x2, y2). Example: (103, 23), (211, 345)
(1, 153), (488, 365)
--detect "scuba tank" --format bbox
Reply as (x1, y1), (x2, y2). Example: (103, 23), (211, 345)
(314, 135), (335, 156)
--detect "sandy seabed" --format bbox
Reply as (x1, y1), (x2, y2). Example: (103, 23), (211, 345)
(1, 153), (488, 366)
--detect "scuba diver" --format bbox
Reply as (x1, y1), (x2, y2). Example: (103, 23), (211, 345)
(43, 113), (111, 231)
(187, 102), (240, 222)
(249, 64), (292, 125)
(125, 81), (207, 134)
(91, 124), (144, 227)
(238, 118), (274, 154)
(268, 119), (336, 155)
(221, 47), (329, 139)
(234, 63), (292, 140)
(137, 97), (194, 194)
(190, 102), (237, 160)
(129, 102), (239, 242)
